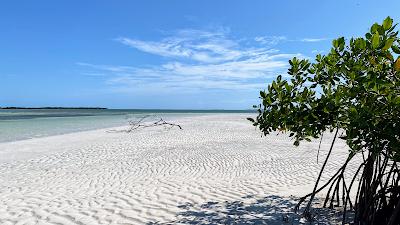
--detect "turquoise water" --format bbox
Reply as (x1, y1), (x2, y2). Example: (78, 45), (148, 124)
(0, 109), (252, 143)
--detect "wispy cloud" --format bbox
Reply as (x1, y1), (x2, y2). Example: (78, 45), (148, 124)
(116, 29), (244, 63)
(254, 36), (329, 44)
(301, 38), (329, 42)
(254, 36), (287, 46)
(80, 28), (305, 93)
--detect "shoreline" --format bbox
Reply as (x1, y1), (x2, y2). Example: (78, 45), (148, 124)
(0, 112), (256, 144)
(0, 113), (254, 163)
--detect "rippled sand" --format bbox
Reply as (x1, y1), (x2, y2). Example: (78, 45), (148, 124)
(0, 114), (356, 224)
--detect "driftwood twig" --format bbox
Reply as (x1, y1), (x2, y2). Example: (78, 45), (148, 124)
(108, 115), (182, 133)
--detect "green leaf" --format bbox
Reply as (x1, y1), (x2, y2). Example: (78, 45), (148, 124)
(395, 58), (400, 71)
(332, 39), (339, 48)
(385, 52), (394, 61)
(392, 45), (400, 54)
(383, 38), (394, 51)
(355, 38), (366, 50)
(350, 107), (357, 114)
(394, 96), (400, 104)
(284, 83), (290, 91)
(372, 32), (380, 49)
(349, 72), (356, 80)
(266, 96), (272, 104)
(338, 37), (345, 51)
(387, 23), (398, 33)
(247, 118), (255, 123)
(370, 23), (380, 33)
(383, 16), (393, 30)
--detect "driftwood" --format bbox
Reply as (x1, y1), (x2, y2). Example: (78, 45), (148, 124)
(109, 115), (182, 133)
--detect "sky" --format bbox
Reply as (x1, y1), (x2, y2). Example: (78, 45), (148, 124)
(1, 1), (400, 109)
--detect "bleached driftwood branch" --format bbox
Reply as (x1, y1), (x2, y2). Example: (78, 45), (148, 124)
(108, 115), (182, 133)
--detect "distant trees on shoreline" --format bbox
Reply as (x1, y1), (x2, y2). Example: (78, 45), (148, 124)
(0, 107), (108, 110)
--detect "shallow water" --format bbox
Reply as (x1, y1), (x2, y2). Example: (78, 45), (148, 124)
(0, 109), (252, 143)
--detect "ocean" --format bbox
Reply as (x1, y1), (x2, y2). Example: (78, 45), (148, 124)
(0, 109), (252, 143)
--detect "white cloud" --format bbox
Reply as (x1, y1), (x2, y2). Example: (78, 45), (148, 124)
(116, 29), (245, 63)
(301, 38), (329, 42)
(254, 36), (287, 45)
(80, 28), (305, 93)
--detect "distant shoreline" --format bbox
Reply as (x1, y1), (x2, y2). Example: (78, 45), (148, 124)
(0, 107), (255, 112)
(0, 107), (108, 110)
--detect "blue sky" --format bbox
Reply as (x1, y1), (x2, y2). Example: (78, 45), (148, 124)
(1, 1), (399, 109)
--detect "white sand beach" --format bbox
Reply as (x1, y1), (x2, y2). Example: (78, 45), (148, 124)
(0, 114), (357, 224)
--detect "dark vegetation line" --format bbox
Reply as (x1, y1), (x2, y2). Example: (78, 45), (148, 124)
(0, 107), (108, 110)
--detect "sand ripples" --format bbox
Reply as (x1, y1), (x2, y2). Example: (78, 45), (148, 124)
(0, 114), (357, 224)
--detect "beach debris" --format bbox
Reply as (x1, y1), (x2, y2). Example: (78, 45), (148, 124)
(109, 115), (182, 133)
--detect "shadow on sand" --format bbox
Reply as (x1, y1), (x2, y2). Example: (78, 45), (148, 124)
(148, 195), (352, 225)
